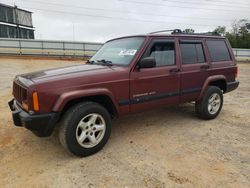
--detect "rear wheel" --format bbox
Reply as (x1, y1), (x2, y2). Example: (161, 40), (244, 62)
(195, 86), (223, 120)
(59, 102), (112, 157)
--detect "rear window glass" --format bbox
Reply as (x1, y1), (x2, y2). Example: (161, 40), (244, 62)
(180, 42), (205, 64)
(206, 40), (231, 62)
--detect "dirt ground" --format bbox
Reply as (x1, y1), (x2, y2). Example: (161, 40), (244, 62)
(0, 58), (249, 188)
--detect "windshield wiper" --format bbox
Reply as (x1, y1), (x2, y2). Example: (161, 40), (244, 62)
(86, 60), (95, 64)
(97, 59), (113, 66)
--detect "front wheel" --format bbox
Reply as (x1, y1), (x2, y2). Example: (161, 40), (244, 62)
(59, 102), (112, 157)
(195, 86), (223, 120)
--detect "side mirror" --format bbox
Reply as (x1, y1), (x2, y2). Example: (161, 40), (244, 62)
(138, 57), (156, 69)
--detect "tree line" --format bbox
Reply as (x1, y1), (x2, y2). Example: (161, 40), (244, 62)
(183, 19), (250, 49)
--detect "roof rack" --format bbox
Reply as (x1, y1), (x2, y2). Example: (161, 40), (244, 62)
(181, 31), (221, 36)
(149, 29), (221, 36)
(149, 29), (182, 35)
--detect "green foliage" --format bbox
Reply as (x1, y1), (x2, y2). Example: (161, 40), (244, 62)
(213, 26), (226, 36)
(213, 20), (250, 49)
(187, 20), (250, 48)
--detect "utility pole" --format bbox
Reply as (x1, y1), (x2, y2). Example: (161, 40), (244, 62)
(14, 4), (20, 38)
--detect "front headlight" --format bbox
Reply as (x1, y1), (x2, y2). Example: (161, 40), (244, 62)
(22, 100), (29, 111)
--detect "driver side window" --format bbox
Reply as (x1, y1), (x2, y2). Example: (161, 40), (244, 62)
(145, 41), (175, 66)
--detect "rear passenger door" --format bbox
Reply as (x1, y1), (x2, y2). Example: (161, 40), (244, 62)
(179, 39), (209, 102)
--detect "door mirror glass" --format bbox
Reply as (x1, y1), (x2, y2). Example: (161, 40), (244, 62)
(138, 57), (156, 69)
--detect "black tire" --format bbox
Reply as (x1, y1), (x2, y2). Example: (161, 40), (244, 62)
(195, 86), (223, 120)
(59, 102), (112, 157)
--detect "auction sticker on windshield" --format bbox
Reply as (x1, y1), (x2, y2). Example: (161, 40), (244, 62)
(119, 49), (137, 56)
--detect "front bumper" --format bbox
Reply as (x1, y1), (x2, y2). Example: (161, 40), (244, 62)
(8, 99), (60, 137)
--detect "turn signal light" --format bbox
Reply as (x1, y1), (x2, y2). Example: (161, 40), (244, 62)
(32, 92), (39, 111)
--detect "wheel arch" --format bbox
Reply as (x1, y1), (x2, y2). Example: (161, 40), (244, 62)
(198, 75), (227, 100)
(53, 89), (119, 119)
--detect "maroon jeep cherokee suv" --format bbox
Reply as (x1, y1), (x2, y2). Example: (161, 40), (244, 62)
(9, 30), (239, 157)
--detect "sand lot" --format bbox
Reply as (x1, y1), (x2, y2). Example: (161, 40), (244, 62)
(0, 58), (249, 188)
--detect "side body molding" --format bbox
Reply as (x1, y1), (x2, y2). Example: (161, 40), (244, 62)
(52, 88), (118, 112)
(198, 75), (226, 100)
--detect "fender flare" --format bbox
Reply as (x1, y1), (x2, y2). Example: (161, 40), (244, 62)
(52, 88), (118, 112)
(198, 75), (226, 100)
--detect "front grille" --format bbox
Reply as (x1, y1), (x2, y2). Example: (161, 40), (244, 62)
(13, 81), (27, 104)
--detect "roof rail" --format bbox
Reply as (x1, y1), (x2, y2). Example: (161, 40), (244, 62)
(180, 31), (221, 36)
(149, 29), (221, 36)
(149, 29), (182, 34)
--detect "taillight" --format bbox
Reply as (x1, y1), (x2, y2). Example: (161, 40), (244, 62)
(32, 92), (39, 111)
(235, 66), (238, 80)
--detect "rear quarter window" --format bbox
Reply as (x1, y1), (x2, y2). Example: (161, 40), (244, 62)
(206, 40), (231, 62)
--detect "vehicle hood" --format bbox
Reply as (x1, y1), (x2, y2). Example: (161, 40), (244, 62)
(20, 64), (113, 82)
(20, 65), (108, 81)
(18, 63), (128, 90)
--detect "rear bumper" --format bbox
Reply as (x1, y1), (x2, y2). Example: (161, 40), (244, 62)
(8, 99), (60, 137)
(226, 81), (239, 93)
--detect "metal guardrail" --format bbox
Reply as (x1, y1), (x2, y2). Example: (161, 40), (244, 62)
(0, 38), (249, 61)
(0, 38), (103, 57)
(233, 48), (250, 61)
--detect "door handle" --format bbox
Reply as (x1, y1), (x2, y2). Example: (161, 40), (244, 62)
(169, 68), (180, 73)
(200, 65), (210, 70)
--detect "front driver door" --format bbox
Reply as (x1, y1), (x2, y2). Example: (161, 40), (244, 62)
(130, 38), (180, 113)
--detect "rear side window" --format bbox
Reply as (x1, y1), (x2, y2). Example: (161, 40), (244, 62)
(180, 42), (205, 64)
(206, 40), (231, 62)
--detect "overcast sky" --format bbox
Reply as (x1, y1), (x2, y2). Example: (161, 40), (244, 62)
(1, 0), (250, 42)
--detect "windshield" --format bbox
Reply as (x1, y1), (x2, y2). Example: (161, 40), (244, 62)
(90, 37), (145, 66)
